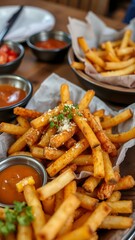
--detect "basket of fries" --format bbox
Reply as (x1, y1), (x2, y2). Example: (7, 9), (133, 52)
(68, 12), (135, 105)
(0, 74), (135, 239)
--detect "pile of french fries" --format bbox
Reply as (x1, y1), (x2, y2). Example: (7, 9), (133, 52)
(71, 29), (135, 77)
(0, 84), (135, 240)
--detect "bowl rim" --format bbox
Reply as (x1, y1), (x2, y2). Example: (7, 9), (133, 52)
(0, 155), (48, 208)
(0, 40), (24, 68)
(27, 30), (71, 52)
(68, 47), (135, 94)
(0, 74), (33, 111)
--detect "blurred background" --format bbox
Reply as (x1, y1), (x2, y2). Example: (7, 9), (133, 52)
(43, 0), (131, 23)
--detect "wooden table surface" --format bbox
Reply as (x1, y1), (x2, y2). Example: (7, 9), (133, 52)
(0, 0), (125, 95)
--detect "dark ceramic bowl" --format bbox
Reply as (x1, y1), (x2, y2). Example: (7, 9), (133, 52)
(0, 74), (33, 122)
(0, 155), (47, 208)
(27, 30), (71, 62)
(0, 40), (24, 74)
(68, 47), (135, 106)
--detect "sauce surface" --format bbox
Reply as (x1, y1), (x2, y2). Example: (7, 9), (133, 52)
(35, 39), (67, 50)
(0, 84), (26, 107)
(0, 164), (42, 205)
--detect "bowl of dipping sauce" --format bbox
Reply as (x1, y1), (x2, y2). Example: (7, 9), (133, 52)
(0, 155), (47, 208)
(0, 40), (24, 74)
(27, 30), (71, 62)
(0, 74), (33, 122)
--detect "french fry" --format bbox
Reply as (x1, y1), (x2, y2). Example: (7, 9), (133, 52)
(72, 211), (92, 230)
(101, 109), (133, 129)
(102, 151), (116, 184)
(104, 41), (120, 62)
(23, 185), (46, 238)
(0, 122), (29, 135)
(78, 90), (95, 110)
(54, 189), (64, 212)
(99, 215), (133, 229)
(38, 194), (80, 240)
(116, 46), (135, 57)
(105, 57), (135, 70)
(14, 107), (41, 119)
(76, 165), (94, 173)
(120, 29), (132, 49)
(46, 138), (89, 177)
(42, 195), (55, 215)
(71, 61), (85, 70)
(114, 175), (135, 190)
(16, 116), (31, 129)
(107, 191), (121, 202)
(107, 126), (135, 143)
(31, 103), (64, 129)
(17, 224), (32, 240)
(85, 49), (105, 68)
(30, 146), (45, 159)
(73, 110), (100, 149)
(64, 137), (76, 149)
(83, 176), (101, 193)
(44, 147), (65, 160)
(101, 63), (135, 77)
(49, 124), (77, 148)
(77, 36), (90, 53)
(76, 192), (98, 211)
(25, 127), (42, 147)
(72, 154), (93, 165)
(84, 201), (111, 231)
(38, 126), (57, 147)
(37, 169), (76, 200)
(60, 84), (70, 103)
(107, 200), (133, 214)
(92, 145), (105, 178)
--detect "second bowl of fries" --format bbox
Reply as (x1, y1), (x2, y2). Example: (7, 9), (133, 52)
(68, 12), (135, 104)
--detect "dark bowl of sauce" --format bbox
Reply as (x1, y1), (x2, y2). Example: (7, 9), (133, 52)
(0, 74), (33, 122)
(27, 30), (71, 62)
(0, 155), (47, 208)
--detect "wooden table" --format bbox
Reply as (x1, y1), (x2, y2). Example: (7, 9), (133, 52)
(0, 0), (125, 95)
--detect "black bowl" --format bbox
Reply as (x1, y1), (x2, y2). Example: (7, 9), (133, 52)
(0, 40), (24, 74)
(0, 74), (33, 122)
(27, 30), (71, 62)
(68, 48), (135, 106)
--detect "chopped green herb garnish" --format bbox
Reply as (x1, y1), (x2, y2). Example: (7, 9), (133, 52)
(0, 201), (34, 236)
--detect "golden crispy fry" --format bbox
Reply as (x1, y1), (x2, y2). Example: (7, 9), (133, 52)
(71, 61), (85, 70)
(42, 195), (55, 215)
(92, 145), (105, 178)
(116, 46), (135, 56)
(0, 122), (29, 135)
(77, 36), (90, 53)
(38, 194), (80, 240)
(107, 200), (133, 214)
(83, 176), (101, 193)
(105, 57), (135, 70)
(104, 41), (120, 62)
(107, 191), (121, 202)
(14, 107), (41, 119)
(64, 137), (76, 149)
(120, 29), (132, 49)
(102, 151), (116, 184)
(100, 215), (133, 229)
(37, 169), (75, 200)
(30, 146), (45, 159)
(85, 49), (105, 68)
(114, 175), (135, 190)
(16, 116), (31, 129)
(76, 192), (98, 211)
(101, 63), (135, 76)
(76, 165), (94, 173)
(78, 90), (95, 110)
(46, 138), (89, 177)
(38, 126), (57, 147)
(44, 147), (65, 160)
(107, 126), (135, 143)
(72, 154), (93, 165)
(17, 224), (32, 240)
(101, 109), (133, 129)
(49, 124), (77, 148)
(60, 84), (70, 103)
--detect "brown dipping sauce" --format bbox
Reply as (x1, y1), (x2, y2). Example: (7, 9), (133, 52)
(35, 39), (68, 50)
(0, 165), (42, 205)
(0, 84), (26, 108)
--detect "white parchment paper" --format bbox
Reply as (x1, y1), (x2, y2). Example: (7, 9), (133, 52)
(0, 73), (135, 172)
(67, 12), (135, 88)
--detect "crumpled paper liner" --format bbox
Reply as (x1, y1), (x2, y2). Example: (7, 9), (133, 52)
(0, 73), (135, 179)
(67, 12), (135, 88)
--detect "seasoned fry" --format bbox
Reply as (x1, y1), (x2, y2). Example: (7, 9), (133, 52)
(38, 194), (80, 240)
(72, 154), (93, 165)
(107, 191), (121, 202)
(102, 151), (116, 184)
(78, 90), (95, 110)
(107, 126), (135, 143)
(92, 145), (105, 178)
(83, 176), (101, 193)
(37, 169), (76, 200)
(101, 63), (135, 77)
(107, 200), (133, 214)
(60, 84), (71, 103)
(0, 122), (29, 135)
(105, 57), (135, 70)
(101, 109), (133, 129)
(42, 195), (55, 215)
(114, 175), (135, 190)
(100, 215), (133, 229)
(76, 192), (98, 211)
(46, 138), (89, 177)
(16, 116), (31, 129)
(38, 126), (57, 147)
(17, 224), (32, 240)
(44, 147), (65, 160)
(14, 107), (41, 119)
